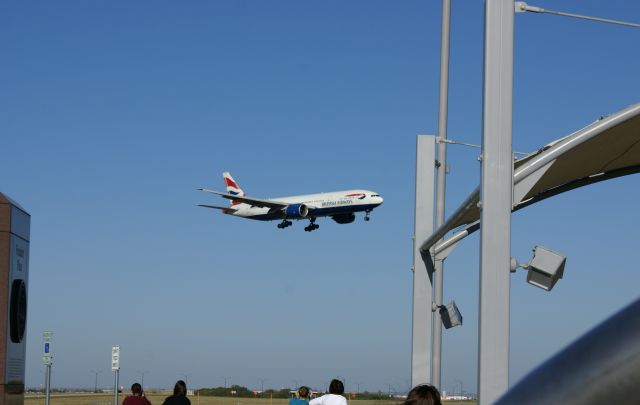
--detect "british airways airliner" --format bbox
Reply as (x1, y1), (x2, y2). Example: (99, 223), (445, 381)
(198, 172), (384, 232)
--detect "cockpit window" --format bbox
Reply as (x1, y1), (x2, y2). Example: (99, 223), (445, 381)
(371, 194), (380, 197)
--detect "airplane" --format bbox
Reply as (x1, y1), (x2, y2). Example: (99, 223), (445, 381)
(197, 172), (384, 232)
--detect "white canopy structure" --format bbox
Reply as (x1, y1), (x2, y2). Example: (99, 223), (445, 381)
(421, 101), (640, 257)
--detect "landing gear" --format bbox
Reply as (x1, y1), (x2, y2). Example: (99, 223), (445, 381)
(304, 218), (319, 232)
(364, 210), (372, 221)
(277, 220), (292, 229)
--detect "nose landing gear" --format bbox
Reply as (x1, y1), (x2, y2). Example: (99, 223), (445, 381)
(364, 210), (372, 221)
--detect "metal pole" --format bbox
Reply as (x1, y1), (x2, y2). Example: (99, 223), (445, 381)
(114, 369), (120, 405)
(432, 0), (451, 391)
(411, 135), (437, 387)
(478, 0), (514, 404)
(45, 364), (51, 405)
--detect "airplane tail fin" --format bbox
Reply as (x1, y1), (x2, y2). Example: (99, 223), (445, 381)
(223, 172), (244, 207)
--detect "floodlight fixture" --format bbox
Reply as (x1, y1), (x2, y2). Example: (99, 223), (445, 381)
(511, 245), (566, 291)
(434, 300), (463, 329)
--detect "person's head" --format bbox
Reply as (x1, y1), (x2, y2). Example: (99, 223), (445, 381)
(298, 386), (310, 399)
(131, 383), (142, 395)
(403, 384), (441, 405)
(173, 380), (187, 397)
(329, 379), (344, 395)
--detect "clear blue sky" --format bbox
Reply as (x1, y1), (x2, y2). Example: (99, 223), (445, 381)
(1, 0), (639, 396)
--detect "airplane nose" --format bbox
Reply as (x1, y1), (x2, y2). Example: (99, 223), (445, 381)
(377, 196), (384, 204)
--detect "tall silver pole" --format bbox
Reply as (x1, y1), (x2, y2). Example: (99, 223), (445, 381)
(432, 0), (451, 391)
(114, 370), (120, 405)
(478, 1), (514, 404)
(45, 364), (51, 405)
(411, 135), (436, 387)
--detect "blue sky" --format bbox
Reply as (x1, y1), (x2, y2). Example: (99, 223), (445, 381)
(1, 0), (639, 396)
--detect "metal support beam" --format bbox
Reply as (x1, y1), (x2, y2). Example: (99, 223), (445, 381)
(432, 0), (451, 391)
(411, 135), (436, 387)
(495, 297), (640, 404)
(478, 1), (514, 404)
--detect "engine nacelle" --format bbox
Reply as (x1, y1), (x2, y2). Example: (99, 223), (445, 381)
(331, 213), (356, 224)
(284, 203), (309, 218)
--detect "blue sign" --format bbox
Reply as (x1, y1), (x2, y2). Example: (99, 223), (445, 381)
(44, 343), (49, 354)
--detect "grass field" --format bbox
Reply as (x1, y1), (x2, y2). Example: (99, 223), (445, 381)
(23, 394), (475, 405)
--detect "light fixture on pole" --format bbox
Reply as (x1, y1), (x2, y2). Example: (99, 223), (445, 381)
(511, 245), (566, 291)
(433, 301), (463, 329)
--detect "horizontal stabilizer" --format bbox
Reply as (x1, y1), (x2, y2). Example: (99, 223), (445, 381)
(197, 204), (237, 212)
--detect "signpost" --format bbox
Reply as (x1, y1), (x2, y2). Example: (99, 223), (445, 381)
(42, 331), (53, 405)
(112, 346), (120, 405)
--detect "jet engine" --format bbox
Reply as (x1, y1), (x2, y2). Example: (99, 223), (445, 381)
(331, 213), (356, 224)
(284, 203), (309, 218)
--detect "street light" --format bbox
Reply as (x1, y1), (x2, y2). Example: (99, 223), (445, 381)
(436, 300), (463, 329)
(139, 370), (150, 389)
(386, 383), (395, 396)
(223, 376), (231, 388)
(183, 374), (192, 389)
(90, 370), (102, 393)
(511, 245), (566, 291)
(455, 379), (463, 397)
(259, 378), (267, 396)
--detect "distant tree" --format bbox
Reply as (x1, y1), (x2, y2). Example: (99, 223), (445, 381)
(196, 387), (229, 396)
(274, 388), (292, 398)
(353, 391), (393, 400)
(233, 385), (254, 397)
(197, 385), (252, 397)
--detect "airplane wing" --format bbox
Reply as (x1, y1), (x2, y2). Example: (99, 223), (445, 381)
(197, 188), (288, 209)
(197, 204), (237, 212)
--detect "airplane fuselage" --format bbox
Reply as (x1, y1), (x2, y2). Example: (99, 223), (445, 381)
(229, 189), (383, 221)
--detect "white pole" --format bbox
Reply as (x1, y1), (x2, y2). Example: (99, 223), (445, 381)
(432, 0), (451, 391)
(45, 364), (51, 405)
(478, 0), (514, 404)
(411, 135), (437, 386)
(114, 369), (120, 405)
